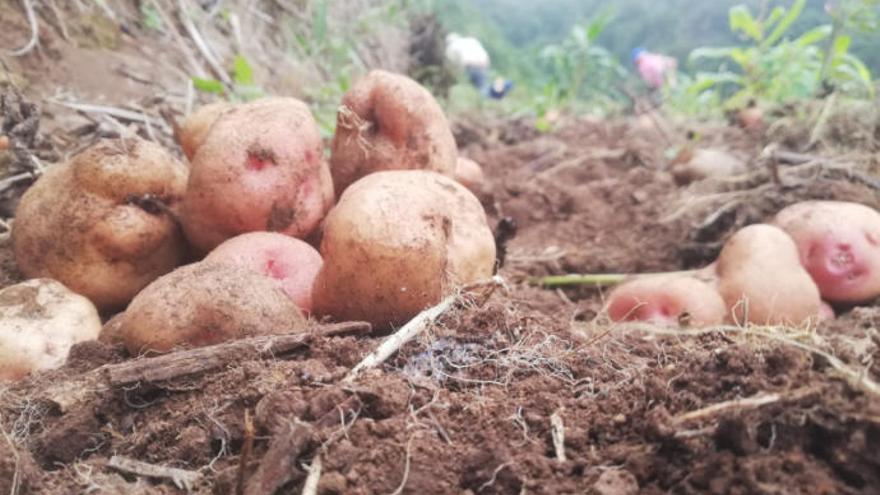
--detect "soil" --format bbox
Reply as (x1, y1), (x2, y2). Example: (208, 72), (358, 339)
(2, 3), (880, 495)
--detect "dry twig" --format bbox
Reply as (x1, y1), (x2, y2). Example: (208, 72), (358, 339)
(107, 455), (202, 491)
(8, 0), (39, 56)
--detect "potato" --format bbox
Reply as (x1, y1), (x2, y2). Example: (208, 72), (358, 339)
(13, 138), (188, 311)
(606, 274), (726, 326)
(716, 224), (822, 326)
(454, 157), (485, 193)
(204, 232), (323, 313)
(329, 70), (457, 196)
(182, 97), (334, 253)
(117, 262), (307, 354)
(737, 105), (763, 131)
(312, 170), (496, 328)
(670, 148), (746, 185)
(772, 201), (880, 304)
(0, 279), (101, 381)
(178, 101), (232, 161)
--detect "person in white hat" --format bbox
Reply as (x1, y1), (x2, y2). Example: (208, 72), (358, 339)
(445, 33), (512, 99)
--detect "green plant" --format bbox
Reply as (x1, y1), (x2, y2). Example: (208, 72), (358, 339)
(192, 54), (265, 102)
(688, 0), (873, 109)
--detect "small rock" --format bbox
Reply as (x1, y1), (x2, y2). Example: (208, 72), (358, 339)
(591, 469), (639, 495)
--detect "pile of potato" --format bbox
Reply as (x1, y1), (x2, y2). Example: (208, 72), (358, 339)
(5, 66), (880, 381)
(607, 200), (880, 327)
(3, 70), (495, 379)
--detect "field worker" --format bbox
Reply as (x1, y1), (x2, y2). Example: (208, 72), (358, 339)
(446, 33), (513, 99)
(631, 47), (678, 90)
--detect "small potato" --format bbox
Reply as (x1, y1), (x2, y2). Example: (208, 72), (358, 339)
(737, 106), (763, 131)
(312, 170), (496, 328)
(117, 262), (307, 354)
(205, 232), (323, 313)
(0, 279), (101, 381)
(606, 274), (726, 326)
(178, 101), (233, 161)
(13, 138), (188, 311)
(329, 70), (457, 196)
(454, 157), (485, 193)
(772, 201), (880, 304)
(670, 148), (746, 185)
(716, 224), (822, 326)
(182, 97), (334, 253)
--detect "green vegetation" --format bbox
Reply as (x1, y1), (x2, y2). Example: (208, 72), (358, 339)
(429, 0), (879, 120)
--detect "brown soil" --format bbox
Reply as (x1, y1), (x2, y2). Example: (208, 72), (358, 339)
(2, 4), (880, 495)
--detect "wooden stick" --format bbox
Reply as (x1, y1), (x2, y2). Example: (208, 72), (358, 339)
(674, 386), (819, 425)
(245, 422), (313, 495)
(300, 454), (322, 495)
(550, 410), (566, 462)
(344, 295), (457, 383)
(44, 322), (369, 413)
(106, 455), (202, 491)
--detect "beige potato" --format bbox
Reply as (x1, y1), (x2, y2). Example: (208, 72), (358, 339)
(454, 157), (485, 193)
(117, 262), (307, 354)
(0, 279), (101, 382)
(13, 138), (189, 311)
(312, 170), (496, 328)
(671, 148), (747, 185)
(178, 101), (233, 161)
(716, 224), (822, 326)
(182, 97), (334, 253)
(329, 70), (457, 196)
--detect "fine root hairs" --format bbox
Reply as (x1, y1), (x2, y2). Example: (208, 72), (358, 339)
(344, 277), (506, 383)
(345, 294), (458, 383)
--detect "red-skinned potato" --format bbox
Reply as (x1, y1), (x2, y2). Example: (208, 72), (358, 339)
(312, 170), (495, 329)
(12, 138), (188, 311)
(454, 157), (485, 193)
(670, 148), (746, 185)
(329, 70), (457, 196)
(204, 232), (323, 313)
(0, 279), (101, 381)
(116, 262), (307, 355)
(606, 274), (726, 326)
(716, 224), (822, 326)
(772, 201), (880, 304)
(182, 97), (334, 253)
(178, 101), (232, 161)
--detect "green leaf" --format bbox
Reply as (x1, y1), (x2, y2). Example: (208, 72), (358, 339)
(312, 0), (327, 44)
(689, 46), (736, 62)
(795, 25), (832, 47)
(192, 77), (224, 95)
(232, 55), (254, 86)
(729, 5), (762, 42)
(832, 34), (851, 56)
(763, 0), (806, 48)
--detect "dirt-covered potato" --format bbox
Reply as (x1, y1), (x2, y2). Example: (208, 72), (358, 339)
(329, 70), (457, 196)
(670, 148), (746, 185)
(772, 201), (880, 304)
(204, 232), (323, 313)
(178, 101), (232, 161)
(454, 157), (485, 193)
(0, 279), (101, 381)
(117, 262), (307, 355)
(716, 224), (822, 326)
(182, 97), (334, 253)
(13, 138), (188, 311)
(606, 274), (726, 326)
(312, 170), (496, 328)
